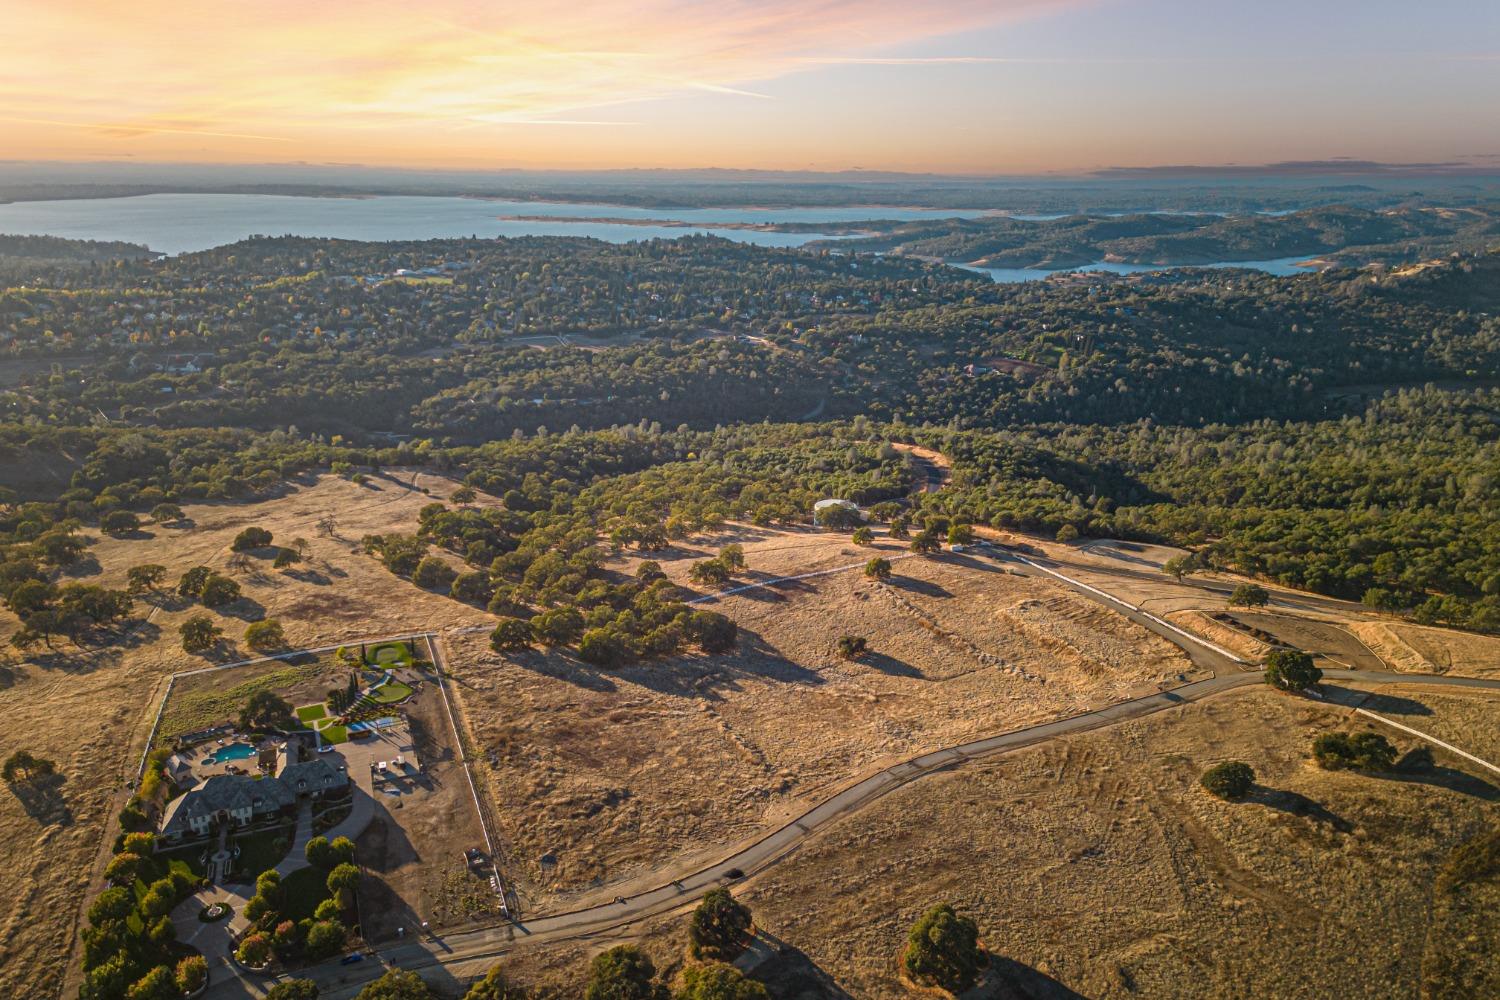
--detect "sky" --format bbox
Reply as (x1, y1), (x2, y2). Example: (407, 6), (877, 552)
(3, 0), (1497, 173)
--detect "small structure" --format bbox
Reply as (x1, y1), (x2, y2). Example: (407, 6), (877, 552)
(813, 498), (861, 527)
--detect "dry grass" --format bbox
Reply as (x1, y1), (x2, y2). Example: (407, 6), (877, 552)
(0, 471), (490, 1000)
(1349, 621), (1500, 678)
(451, 526), (1197, 916)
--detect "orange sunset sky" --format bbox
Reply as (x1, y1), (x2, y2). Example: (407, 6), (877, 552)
(4, 0), (1497, 173)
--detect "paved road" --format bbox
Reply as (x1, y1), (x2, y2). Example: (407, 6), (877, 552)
(204, 662), (1500, 1000)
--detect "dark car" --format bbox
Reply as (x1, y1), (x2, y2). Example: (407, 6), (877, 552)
(340, 953), (365, 966)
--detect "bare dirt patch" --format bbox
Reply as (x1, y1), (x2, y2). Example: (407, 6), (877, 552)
(1349, 621), (1500, 678)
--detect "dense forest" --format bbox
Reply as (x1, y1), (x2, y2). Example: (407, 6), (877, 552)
(0, 233), (1497, 637)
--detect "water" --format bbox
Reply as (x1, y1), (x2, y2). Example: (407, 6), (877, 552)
(0, 193), (1319, 279)
(958, 256), (1318, 283)
(200, 742), (257, 765)
(0, 193), (991, 256)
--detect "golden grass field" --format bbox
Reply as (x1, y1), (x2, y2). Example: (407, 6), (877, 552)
(493, 686), (1500, 1000)
(2, 475), (1497, 999)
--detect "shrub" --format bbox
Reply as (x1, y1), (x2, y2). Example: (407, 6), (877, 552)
(245, 619), (287, 652)
(902, 903), (984, 993)
(150, 503), (185, 524)
(864, 557), (892, 582)
(1263, 649), (1322, 692)
(1313, 731), (1398, 771)
(836, 635), (868, 660)
(232, 527), (274, 551)
(851, 527), (874, 546)
(266, 981), (321, 1000)
(1200, 761), (1255, 800)
(689, 888), (753, 960)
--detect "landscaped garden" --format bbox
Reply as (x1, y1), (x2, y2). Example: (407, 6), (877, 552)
(231, 825), (292, 878)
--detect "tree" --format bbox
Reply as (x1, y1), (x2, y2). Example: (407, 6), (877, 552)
(126, 564), (168, 594)
(101, 511), (140, 536)
(175, 955), (208, 995)
(676, 963), (769, 1000)
(1200, 761), (1255, 800)
(104, 852), (143, 886)
(121, 831), (156, 855)
(718, 544), (746, 570)
(273, 548), (300, 570)
(266, 979), (321, 1000)
(327, 862), (361, 909)
(1162, 553), (1201, 582)
(450, 486), (477, 506)
(462, 966), (526, 1000)
(451, 571), (493, 604)
(864, 557), (892, 582)
(87, 887), (136, 925)
(244, 619), (287, 652)
(689, 888), (753, 960)
(180, 614), (222, 654)
(1055, 523), (1080, 543)
(305, 836), (334, 869)
(1263, 649), (1322, 692)
(490, 618), (534, 652)
(902, 903), (985, 994)
(579, 628), (629, 668)
(239, 690), (295, 732)
(531, 607), (584, 646)
(1228, 583), (1270, 608)
(683, 610), (736, 653)
(177, 565), (213, 598)
(199, 574), (241, 608)
(236, 933), (272, 967)
(585, 945), (666, 1000)
(232, 527), (274, 551)
(947, 523), (975, 546)
(150, 503), (184, 524)
(413, 556), (457, 591)
(126, 966), (178, 1000)
(836, 636), (868, 660)
(1313, 731), (1398, 771)
(304, 920), (346, 959)
(635, 561), (667, 583)
(354, 970), (433, 1000)
(689, 559), (730, 586)
(851, 527), (874, 546)
(2, 750), (56, 785)
(911, 531), (941, 555)
(329, 836), (356, 865)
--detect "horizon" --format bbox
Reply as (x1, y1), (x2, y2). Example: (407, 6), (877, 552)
(5, 0), (1497, 173)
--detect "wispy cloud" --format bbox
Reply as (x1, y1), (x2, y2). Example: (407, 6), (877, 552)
(797, 56), (1007, 65)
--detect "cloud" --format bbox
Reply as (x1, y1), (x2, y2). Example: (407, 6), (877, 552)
(0, 0), (1068, 158)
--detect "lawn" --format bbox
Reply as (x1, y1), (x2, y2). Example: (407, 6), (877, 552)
(280, 865), (335, 921)
(232, 825), (292, 879)
(296, 703), (328, 723)
(155, 846), (209, 879)
(369, 680), (413, 704)
(365, 640), (415, 668)
(318, 724), (349, 745)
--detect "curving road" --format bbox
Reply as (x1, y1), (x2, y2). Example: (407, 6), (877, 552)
(205, 661), (1500, 999)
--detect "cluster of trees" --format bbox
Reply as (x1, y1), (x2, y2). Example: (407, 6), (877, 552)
(80, 831), (205, 1000)
(1312, 731), (1398, 771)
(236, 852), (359, 969)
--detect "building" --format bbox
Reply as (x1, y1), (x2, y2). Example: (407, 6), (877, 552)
(159, 754), (348, 842)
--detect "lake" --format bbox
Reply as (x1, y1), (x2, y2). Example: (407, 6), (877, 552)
(0, 193), (989, 256)
(0, 193), (1318, 281)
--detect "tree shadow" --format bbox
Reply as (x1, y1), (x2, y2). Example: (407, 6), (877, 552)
(284, 567), (332, 586)
(8, 772), (73, 826)
(891, 577), (954, 599)
(24, 645), (124, 675)
(986, 956), (1094, 1000)
(861, 652), (925, 679)
(1245, 786), (1353, 832)
(499, 650), (619, 694)
(1380, 747), (1500, 801)
(219, 597), (267, 622)
(58, 554), (102, 578)
(1354, 692), (1435, 716)
(746, 930), (856, 1000)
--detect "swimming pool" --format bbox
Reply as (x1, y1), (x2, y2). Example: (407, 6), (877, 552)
(200, 742), (257, 765)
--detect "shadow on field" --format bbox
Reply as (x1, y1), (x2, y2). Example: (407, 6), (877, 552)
(8, 772), (73, 827)
(1383, 747), (1500, 801)
(1246, 786), (1353, 832)
(891, 576), (953, 599)
(748, 930), (856, 999)
(988, 956), (1094, 999)
(862, 652), (925, 679)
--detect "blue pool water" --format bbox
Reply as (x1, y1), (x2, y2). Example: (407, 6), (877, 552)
(201, 742), (257, 765)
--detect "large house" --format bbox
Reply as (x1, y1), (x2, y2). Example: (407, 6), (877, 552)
(160, 755), (347, 842)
